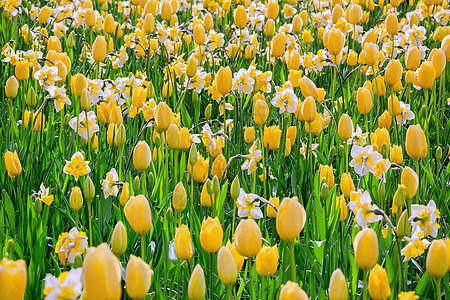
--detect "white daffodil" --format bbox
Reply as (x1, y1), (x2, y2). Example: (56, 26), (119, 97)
(47, 85), (71, 112)
(33, 65), (61, 88)
(232, 68), (255, 95)
(349, 145), (383, 176)
(44, 268), (83, 300)
(69, 111), (100, 141)
(271, 88), (298, 114)
(236, 188), (263, 219)
(102, 168), (119, 198)
(395, 101), (415, 125)
(241, 141), (262, 175)
(348, 190), (382, 228)
(409, 200), (440, 238)
(347, 125), (369, 146)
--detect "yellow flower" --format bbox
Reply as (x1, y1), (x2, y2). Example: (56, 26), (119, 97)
(63, 152), (91, 181)
(398, 291), (419, 300)
(0, 257), (27, 300)
(55, 227), (88, 265)
(369, 264), (391, 300)
(255, 245), (279, 276)
(200, 217), (223, 253)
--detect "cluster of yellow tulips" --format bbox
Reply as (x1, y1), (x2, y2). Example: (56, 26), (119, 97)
(1, 0), (449, 298)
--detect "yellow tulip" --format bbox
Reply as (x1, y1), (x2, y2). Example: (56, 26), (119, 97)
(103, 14), (115, 34)
(244, 126), (256, 144)
(179, 127), (191, 150)
(328, 28), (345, 56)
(234, 219), (262, 258)
(332, 5), (344, 24)
(363, 42), (379, 66)
(0, 257), (27, 300)
(369, 265), (391, 300)
(4, 150), (22, 178)
(329, 268), (348, 300)
(172, 182), (187, 212)
(254, 99), (269, 125)
(124, 195), (152, 235)
(336, 195), (348, 221)
(266, 196), (280, 218)
(279, 281), (309, 300)
(266, 1), (279, 19)
(347, 51), (358, 66)
(338, 114), (353, 141)
(226, 240), (245, 272)
(234, 5), (247, 29)
(442, 35), (450, 61)
(405, 124), (428, 159)
(133, 141), (151, 171)
(5, 76), (18, 99)
(215, 66), (232, 96)
(175, 225), (193, 261)
(346, 4), (362, 24)
(292, 15), (303, 34)
(286, 50), (301, 70)
(217, 246), (238, 286)
(378, 110), (392, 129)
(319, 164), (334, 188)
(92, 36), (107, 63)
(143, 13), (155, 34)
(186, 56), (197, 78)
(69, 186), (83, 211)
(85, 8), (96, 27)
(15, 60), (29, 81)
(255, 245), (279, 276)
(264, 19), (275, 38)
(372, 75), (386, 96)
(211, 154), (227, 179)
(155, 102), (172, 131)
(120, 182), (130, 206)
(82, 243), (122, 300)
(111, 221), (127, 257)
(390, 145), (403, 164)
(188, 265), (206, 300)
(38, 6), (52, 23)
(193, 24), (205, 45)
(263, 126), (282, 150)
(302, 96), (317, 122)
(203, 12), (214, 30)
(405, 46), (420, 70)
(271, 32), (287, 58)
(167, 124), (181, 149)
(299, 76), (319, 100)
(384, 59), (402, 86)
(428, 48), (446, 78)
(126, 255), (152, 300)
(340, 173), (355, 198)
(385, 12), (398, 36)
(417, 61), (436, 89)
(401, 166), (418, 199)
(356, 87), (372, 115)
(353, 228), (378, 271)
(71, 73), (88, 98)
(304, 113), (323, 136)
(276, 197), (306, 241)
(190, 155), (209, 183)
(200, 217), (223, 253)
(370, 127), (390, 151)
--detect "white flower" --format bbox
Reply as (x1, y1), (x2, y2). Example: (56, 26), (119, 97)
(33, 65), (61, 88)
(236, 189), (263, 219)
(241, 141), (262, 175)
(346, 125), (369, 146)
(58, 228), (89, 264)
(232, 69), (255, 95)
(69, 111), (100, 141)
(348, 191), (382, 228)
(47, 85), (71, 112)
(44, 268), (83, 300)
(271, 88), (298, 114)
(102, 168), (119, 198)
(395, 101), (415, 125)
(409, 200), (440, 238)
(349, 145), (383, 176)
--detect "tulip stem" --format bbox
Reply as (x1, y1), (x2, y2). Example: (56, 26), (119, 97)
(141, 170), (147, 196)
(260, 125), (267, 199)
(88, 201), (93, 245)
(396, 236), (406, 291)
(344, 142), (348, 173)
(248, 259), (255, 300)
(432, 83), (439, 146)
(435, 278), (441, 300)
(362, 270), (368, 300)
(210, 253), (213, 299)
(226, 285), (232, 300)
(308, 127), (314, 186)
(289, 240), (296, 282)
(141, 233), (146, 260)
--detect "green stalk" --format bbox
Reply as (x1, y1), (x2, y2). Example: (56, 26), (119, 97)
(362, 270), (368, 300)
(432, 83), (439, 146)
(226, 285), (232, 300)
(260, 125), (267, 199)
(248, 259), (254, 300)
(88, 201), (93, 245)
(396, 236), (406, 291)
(141, 233), (146, 260)
(436, 278), (441, 300)
(308, 127), (314, 185)
(275, 112), (288, 171)
(141, 170), (147, 196)
(290, 240), (297, 282)
(345, 142), (348, 173)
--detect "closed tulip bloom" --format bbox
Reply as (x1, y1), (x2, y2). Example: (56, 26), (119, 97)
(279, 281), (309, 300)
(369, 265), (391, 300)
(401, 166), (418, 199)
(188, 265), (206, 300)
(143, 13), (155, 34)
(266, 1), (279, 19)
(292, 15), (303, 34)
(378, 110), (392, 129)
(71, 73), (88, 98)
(244, 126), (256, 144)
(200, 217), (223, 253)
(329, 268), (348, 300)
(372, 75), (386, 96)
(336, 195), (348, 221)
(124, 195), (152, 235)
(83, 243), (122, 300)
(217, 246), (238, 286)
(47, 36), (62, 53)
(254, 99), (269, 125)
(405, 46), (420, 70)
(346, 4), (362, 24)
(69, 186), (83, 211)
(390, 145), (403, 164)
(234, 219), (262, 258)
(363, 42), (379, 66)
(5, 76), (19, 99)
(338, 114), (353, 140)
(186, 56), (197, 78)
(385, 13), (398, 35)
(15, 60), (29, 81)
(92, 36), (107, 63)
(347, 51), (358, 66)
(0, 257), (27, 300)
(173, 182), (187, 212)
(234, 5), (247, 29)
(298, 76), (319, 99)
(175, 225), (193, 261)
(215, 66), (232, 96)
(4, 150), (22, 178)
(271, 32), (287, 58)
(353, 228), (378, 271)
(179, 127), (191, 150)
(255, 245), (279, 276)
(263, 126), (282, 150)
(111, 221), (127, 257)
(226, 240), (245, 272)
(85, 8), (96, 27)
(267, 196), (280, 218)
(371, 127), (390, 150)
(126, 255), (152, 300)
(193, 24), (205, 45)
(357, 87), (372, 114)
(211, 154), (227, 179)
(287, 50), (301, 70)
(417, 61), (436, 89)
(340, 173), (355, 198)
(167, 124), (181, 149)
(328, 28), (345, 56)
(332, 5), (344, 24)
(133, 141), (151, 171)
(120, 182), (130, 206)
(276, 197), (306, 241)
(405, 125), (427, 159)
(302, 96), (317, 122)
(426, 240), (448, 280)
(264, 19), (275, 38)
(319, 165), (334, 188)
(442, 35), (450, 61)
(191, 155), (209, 183)
(104, 14), (115, 34)
(154, 101), (172, 131)
(428, 48), (446, 78)
(385, 59), (402, 86)
(445, 239), (450, 272)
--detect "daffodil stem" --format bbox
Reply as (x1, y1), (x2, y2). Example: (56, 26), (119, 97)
(88, 201), (93, 245)
(290, 240), (296, 282)
(436, 278), (441, 300)
(362, 270), (368, 300)
(141, 233), (146, 261)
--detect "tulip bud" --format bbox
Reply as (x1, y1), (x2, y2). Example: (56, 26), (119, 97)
(405, 46), (420, 70)
(34, 198), (43, 214)
(92, 35), (107, 63)
(329, 268), (348, 300)
(215, 66), (232, 96)
(25, 87), (37, 108)
(436, 146), (443, 162)
(384, 59), (402, 86)
(193, 24), (205, 45)
(417, 61), (436, 89)
(276, 197), (306, 241)
(235, 219), (262, 258)
(186, 56), (197, 78)
(104, 14), (115, 34)
(167, 124), (181, 150)
(175, 225), (193, 261)
(328, 28), (345, 56)
(212, 175), (220, 195)
(0, 257), (27, 300)
(369, 265), (391, 300)
(428, 48), (446, 79)
(393, 184), (406, 207)
(119, 182), (130, 206)
(200, 217), (223, 253)
(133, 141), (151, 171)
(188, 265), (206, 300)
(67, 31), (75, 49)
(83, 243), (122, 300)
(346, 4), (362, 24)
(363, 42), (379, 66)
(292, 15), (303, 34)
(264, 19), (275, 38)
(405, 124), (428, 159)
(385, 12), (398, 35)
(80, 88), (90, 111)
(217, 246), (238, 286)
(124, 195), (152, 235)
(401, 167), (418, 199)
(173, 182), (187, 212)
(253, 99), (269, 125)
(356, 87), (372, 115)
(396, 210), (410, 240)
(271, 32), (286, 58)
(320, 183), (330, 200)
(340, 173), (355, 198)
(204, 103), (212, 119)
(234, 5), (247, 29)
(143, 13), (155, 34)
(38, 5), (51, 23)
(5, 76), (18, 99)
(111, 221), (127, 257)
(279, 281), (309, 299)
(229, 176), (241, 201)
(133, 176), (140, 194)
(426, 240), (448, 280)
(329, 146), (337, 160)
(338, 145), (344, 157)
(126, 255), (152, 300)
(189, 144), (198, 167)
(353, 227), (378, 271)
(302, 96), (317, 122)
(69, 186), (83, 211)
(338, 114), (353, 141)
